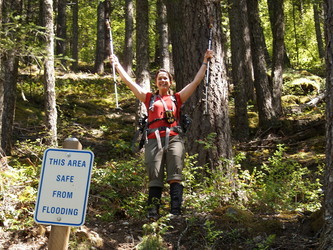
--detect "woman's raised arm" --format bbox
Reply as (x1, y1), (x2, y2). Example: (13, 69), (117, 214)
(179, 50), (214, 103)
(110, 55), (147, 102)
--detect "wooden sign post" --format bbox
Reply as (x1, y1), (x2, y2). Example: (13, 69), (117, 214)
(48, 139), (81, 250)
(34, 138), (94, 250)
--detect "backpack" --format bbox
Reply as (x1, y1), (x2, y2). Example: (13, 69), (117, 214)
(131, 94), (192, 152)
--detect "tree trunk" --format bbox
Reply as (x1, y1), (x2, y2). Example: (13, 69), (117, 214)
(228, 0), (252, 141)
(314, 1), (325, 59)
(320, 1), (333, 248)
(247, 0), (276, 129)
(1, 53), (18, 155)
(166, 0), (232, 169)
(71, 0), (79, 71)
(43, 0), (58, 146)
(155, 0), (171, 71)
(135, 0), (150, 119)
(267, 0), (284, 117)
(123, 0), (134, 75)
(292, 1), (300, 67)
(94, 0), (107, 74)
(56, 0), (67, 66)
(0, 0), (3, 154)
(1, 0), (20, 154)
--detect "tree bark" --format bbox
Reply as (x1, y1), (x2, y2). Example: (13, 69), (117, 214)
(321, 1), (333, 248)
(94, 0), (109, 74)
(1, 0), (20, 154)
(314, 1), (325, 59)
(0, 0), (3, 153)
(135, 0), (150, 119)
(71, 0), (79, 71)
(1, 53), (18, 154)
(155, 0), (171, 71)
(166, 0), (232, 168)
(228, 0), (252, 141)
(56, 0), (67, 66)
(267, 0), (284, 117)
(123, 0), (134, 75)
(43, 0), (58, 146)
(247, 0), (276, 129)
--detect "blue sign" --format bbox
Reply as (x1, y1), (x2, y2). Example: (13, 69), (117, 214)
(34, 148), (94, 226)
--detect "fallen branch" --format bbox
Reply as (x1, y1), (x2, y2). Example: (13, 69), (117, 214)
(305, 91), (326, 107)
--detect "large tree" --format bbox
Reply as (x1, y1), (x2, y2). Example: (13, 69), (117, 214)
(321, 1), (333, 248)
(166, 0), (232, 168)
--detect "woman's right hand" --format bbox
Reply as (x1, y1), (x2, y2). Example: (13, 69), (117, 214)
(110, 54), (119, 66)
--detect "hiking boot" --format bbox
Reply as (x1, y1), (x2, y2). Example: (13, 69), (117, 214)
(170, 183), (183, 215)
(147, 186), (162, 220)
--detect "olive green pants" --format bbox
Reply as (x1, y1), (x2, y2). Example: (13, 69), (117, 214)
(145, 134), (184, 187)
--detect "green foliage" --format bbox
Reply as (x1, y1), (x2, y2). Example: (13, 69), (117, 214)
(0, 162), (39, 230)
(260, 0), (324, 70)
(182, 143), (322, 214)
(253, 144), (323, 212)
(254, 234), (276, 250)
(196, 132), (217, 150)
(91, 155), (148, 220)
(0, 139), (48, 230)
(203, 220), (224, 248)
(283, 69), (325, 96)
(136, 215), (172, 250)
(0, 14), (47, 66)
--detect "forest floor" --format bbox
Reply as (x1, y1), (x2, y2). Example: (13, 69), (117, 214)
(0, 199), (323, 249)
(0, 70), (326, 249)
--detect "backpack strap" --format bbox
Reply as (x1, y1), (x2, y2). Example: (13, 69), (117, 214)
(148, 94), (179, 127)
(149, 94), (157, 111)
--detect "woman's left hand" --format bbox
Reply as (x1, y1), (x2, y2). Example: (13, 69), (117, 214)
(204, 49), (214, 61)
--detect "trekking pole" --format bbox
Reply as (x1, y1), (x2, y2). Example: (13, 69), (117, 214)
(203, 24), (213, 115)
(106, 19), (121, 110)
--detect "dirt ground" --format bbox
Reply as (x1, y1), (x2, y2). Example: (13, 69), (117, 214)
(0, 207), (321, 249)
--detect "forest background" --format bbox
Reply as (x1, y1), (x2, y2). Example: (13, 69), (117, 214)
(1, 0), (333, 249)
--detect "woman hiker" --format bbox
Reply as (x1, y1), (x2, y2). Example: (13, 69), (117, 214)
(110, 49), (214, 220)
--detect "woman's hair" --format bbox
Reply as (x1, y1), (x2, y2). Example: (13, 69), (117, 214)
(154, 69), (174, 95)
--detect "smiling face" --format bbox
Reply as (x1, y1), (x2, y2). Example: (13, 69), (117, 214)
(155, 71), (172, 95)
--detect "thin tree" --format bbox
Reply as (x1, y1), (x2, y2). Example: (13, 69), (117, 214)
(314, 1), (325, 59)
(123, 0), (134, 75)
(166, 0), (232, 168)
(228, 0), (252, 141)
(56, 0), (67, 66)
(43, 0), (57, 146)
(95, 0), (111, 74)
(0, 0), (3, 154)
(1, 0), (20, 154)
(135, 0), (150, 118)
(247, 0), (276, 130)
(71, 0), (79, 71)
(320, 1), (333, 248)
(155, 0), (171, 71)
(267, 0), (284, 117)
